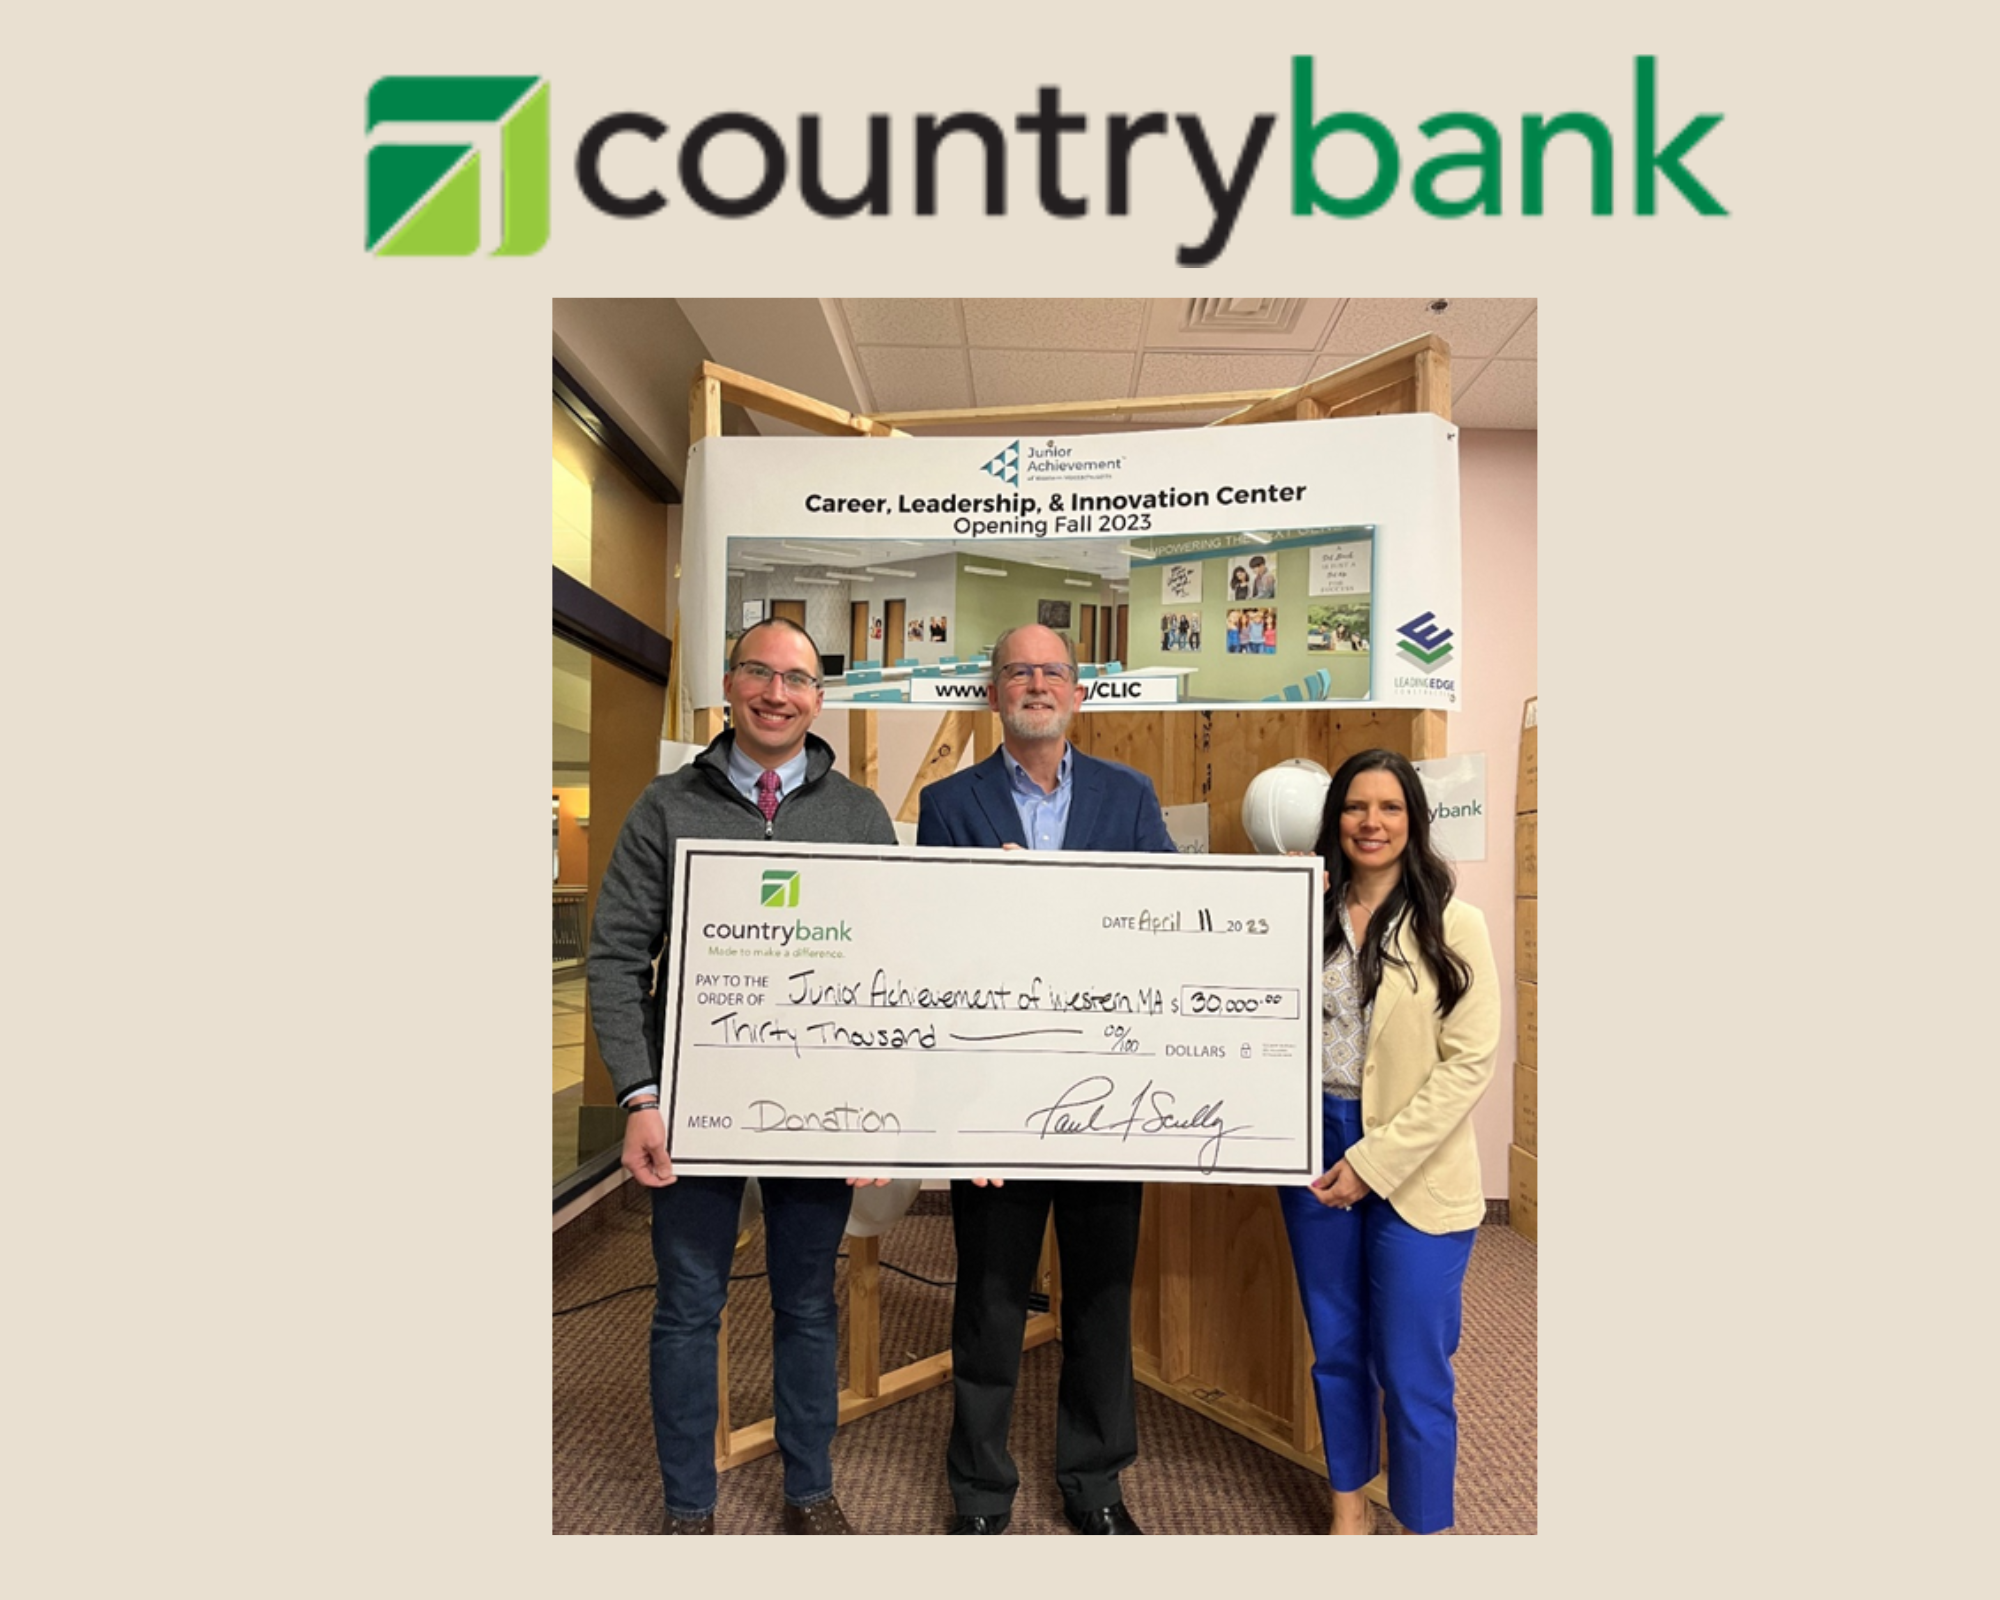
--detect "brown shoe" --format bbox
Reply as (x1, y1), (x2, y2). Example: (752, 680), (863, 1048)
(783, 1496), (854, 1534)
(663, 1512), (715, 1535)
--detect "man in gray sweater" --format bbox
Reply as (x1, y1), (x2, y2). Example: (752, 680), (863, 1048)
(588, 618), (897, 1535)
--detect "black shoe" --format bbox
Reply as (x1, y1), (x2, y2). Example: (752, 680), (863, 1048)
(783, 1495), (854, 1534)
(662, 1512), (715, 1534)
(1066, 1502), (1144, 1535)
(946, 1511), (1012, 1534)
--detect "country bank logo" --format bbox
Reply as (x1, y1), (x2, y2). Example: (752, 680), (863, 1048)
(364, 57), (1725, 267)
(760, 870), (800, 909)
(1395, 612), (1456, 670)
(366, 77), (549, 255)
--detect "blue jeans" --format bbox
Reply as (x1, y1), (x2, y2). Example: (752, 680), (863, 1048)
(1278, 1095), (1476, 1534)
(649, 1174), (853, 1518)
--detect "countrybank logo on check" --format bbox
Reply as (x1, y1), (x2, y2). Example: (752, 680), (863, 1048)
(366, 77), (549, 255)
(761, 871), (800, 908)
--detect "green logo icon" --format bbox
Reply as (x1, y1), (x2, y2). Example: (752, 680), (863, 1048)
(366, 76), (549, 256)
(761, 871), (800, 909)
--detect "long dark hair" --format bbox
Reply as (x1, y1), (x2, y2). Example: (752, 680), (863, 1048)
(1316, 749), (1473, 1016)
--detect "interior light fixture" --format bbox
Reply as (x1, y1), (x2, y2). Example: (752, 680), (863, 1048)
(1115, 545), (1148, 559)
(831, 572), (874, 582)
(963, 565), (1010, 577)
(863, 566), (917, 578)
(1241, 531), (1272, 544)
(794, 576), (843, 586)
(726, 569), (747, 578)
(1063, 578), (1094, 588)
(782, 541), (850, 558)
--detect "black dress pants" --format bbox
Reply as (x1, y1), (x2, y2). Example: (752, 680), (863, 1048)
(945, 1178), (1144, 1517)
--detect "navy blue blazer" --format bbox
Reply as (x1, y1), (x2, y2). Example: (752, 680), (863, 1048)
(916, 747), (1178, 854)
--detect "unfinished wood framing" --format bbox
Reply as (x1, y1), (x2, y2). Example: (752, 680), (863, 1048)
(682, 341), (1453, 1481)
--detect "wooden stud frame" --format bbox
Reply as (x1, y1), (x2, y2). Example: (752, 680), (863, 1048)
(686, 336), (1452, 1483)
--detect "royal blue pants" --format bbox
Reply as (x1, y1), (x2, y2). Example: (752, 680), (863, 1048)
(1277, 1095), (1476, 1534)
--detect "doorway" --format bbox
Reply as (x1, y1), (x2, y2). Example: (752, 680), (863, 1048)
(1080, 604), (1099, 663)
(1115, 603), (1129, 663)
(850, 601), (870, 670)
(884, 598), (907, 662)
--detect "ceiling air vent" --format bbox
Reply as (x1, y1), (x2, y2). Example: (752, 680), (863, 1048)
(1181, 298), (1307, 336)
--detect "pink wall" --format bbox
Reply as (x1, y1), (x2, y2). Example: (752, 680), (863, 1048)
(1446, 430), (1538, 1192)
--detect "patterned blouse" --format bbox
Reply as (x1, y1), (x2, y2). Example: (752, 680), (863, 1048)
(1322, 900), (1393, 1098)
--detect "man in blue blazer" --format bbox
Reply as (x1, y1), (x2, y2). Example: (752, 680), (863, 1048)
(918, 624), (1176, 1535)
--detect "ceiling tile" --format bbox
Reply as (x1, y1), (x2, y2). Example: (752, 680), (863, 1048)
(970, 349), (1136, 407)
(839, 299), (963, 347)
(855, 346), (973, 412)
(1323, 298), (1538, 361)
(1450, 357), (1491, 398)
(1452, 358), (1537, 430)
(1135, 350), (1316, 399)
(962, 299), (1148, 349)
(1142, 297), (1345, 352)
(1496, 308), (1537, 359)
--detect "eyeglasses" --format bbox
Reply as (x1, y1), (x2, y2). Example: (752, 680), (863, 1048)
(733, 660), (821, 693)
(996, 662), (1076, 685)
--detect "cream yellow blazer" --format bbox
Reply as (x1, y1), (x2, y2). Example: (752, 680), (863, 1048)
(1339, 899), (1501, 1235)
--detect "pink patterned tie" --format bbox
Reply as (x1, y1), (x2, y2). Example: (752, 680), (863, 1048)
(756, 768), (782, 824)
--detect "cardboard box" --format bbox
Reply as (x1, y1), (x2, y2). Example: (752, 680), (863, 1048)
(1513, 1063), (1538, 1154)
(1515, 896), (1537, 983)
(1515, 811), (1537, 897)
(1509, 1143), (1538, 1242)
(1517, 979), (1537, 1066)
(1517, 697), (1538, 814)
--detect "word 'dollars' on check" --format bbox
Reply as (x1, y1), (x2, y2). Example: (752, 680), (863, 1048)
(660, 842), (1324, 1182)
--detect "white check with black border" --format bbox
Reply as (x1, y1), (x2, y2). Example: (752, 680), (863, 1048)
(660, 841), (1323, 1183)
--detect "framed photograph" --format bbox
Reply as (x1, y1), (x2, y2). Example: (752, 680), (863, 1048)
(740, 599), (766, 629)
(1036, 599), (1072, 629)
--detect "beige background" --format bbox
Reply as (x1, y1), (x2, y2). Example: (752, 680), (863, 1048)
(15, 0), (1974, 1579)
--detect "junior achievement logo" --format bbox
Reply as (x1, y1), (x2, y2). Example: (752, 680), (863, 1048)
(1395, 611), (1456, 669)
(760, 870), (800, 908)
(980, 442), (1021, 487)
(366, 76), (549, 255)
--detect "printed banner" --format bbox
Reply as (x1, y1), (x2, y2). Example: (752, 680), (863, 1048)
(682, 415), (1461, 718)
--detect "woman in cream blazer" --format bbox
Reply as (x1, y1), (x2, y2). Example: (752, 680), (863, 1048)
(1279, 749), (1501, 1535)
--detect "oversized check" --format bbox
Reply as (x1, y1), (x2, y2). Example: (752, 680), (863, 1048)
(660, 841), (1323, 1183)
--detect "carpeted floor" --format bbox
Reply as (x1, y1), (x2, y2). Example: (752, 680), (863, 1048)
(554, 1189), (1536, 1535)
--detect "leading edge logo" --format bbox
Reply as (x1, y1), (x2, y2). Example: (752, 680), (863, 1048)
(368, 57), (1725, 264)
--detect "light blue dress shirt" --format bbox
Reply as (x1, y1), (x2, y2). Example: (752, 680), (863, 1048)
(1002, 743), (1074, 851)
(726, 742), (809, 809)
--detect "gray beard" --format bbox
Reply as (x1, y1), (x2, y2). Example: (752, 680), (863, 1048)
(1000, 705), (1072, 743)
